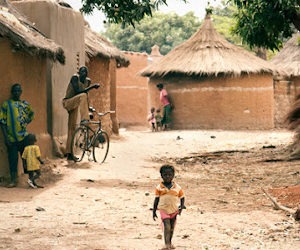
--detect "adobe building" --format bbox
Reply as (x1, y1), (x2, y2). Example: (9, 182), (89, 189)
(116, 46), (162, 128)
(12, 0), (85, 154)
(0, 1), (65, 177)
(141, 14), (278, 130)
(271, 33), (300, 128)
(85, 25), (129, 134)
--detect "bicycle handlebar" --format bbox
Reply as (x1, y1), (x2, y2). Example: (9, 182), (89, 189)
(96, 111), (115, 117)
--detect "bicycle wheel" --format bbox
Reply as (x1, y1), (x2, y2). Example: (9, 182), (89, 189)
(71, 126), (86, 162)
(93, 131), (109, 163)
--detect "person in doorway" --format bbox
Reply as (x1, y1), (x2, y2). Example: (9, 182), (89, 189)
(153, 164), (185, 250)
(62, 66), (100, 161)
(0, 83), (34, 187)
(156, 83), (173, 130)
(22, 133), (44, 188)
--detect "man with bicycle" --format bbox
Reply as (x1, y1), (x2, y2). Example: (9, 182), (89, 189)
(63, 66), (99, 161)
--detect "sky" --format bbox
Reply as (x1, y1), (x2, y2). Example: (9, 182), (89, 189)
(64, 0), (222, 32)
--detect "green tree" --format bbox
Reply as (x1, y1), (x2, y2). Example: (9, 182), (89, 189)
(81, 0), (186, 26)
(103, 12), (201, 55)
(80, 0), (300, 50)
(232, 0), (300, 50)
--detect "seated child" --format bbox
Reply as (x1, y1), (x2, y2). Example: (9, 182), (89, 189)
(155, 109), (163, 131)
(147, 107), (156, 132)
(22, 133), (44, 188)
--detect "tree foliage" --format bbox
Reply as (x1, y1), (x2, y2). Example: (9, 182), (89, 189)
(81, 0), (300, 50)
(103, 12), (201, 55)
(232, 0), (300, 50)
(80, 0), (186, 26)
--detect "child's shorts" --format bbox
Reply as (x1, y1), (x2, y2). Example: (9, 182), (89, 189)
(159, 210), (179, 221)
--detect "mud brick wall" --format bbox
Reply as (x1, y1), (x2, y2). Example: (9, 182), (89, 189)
(148, 74), (275, 130)
(116, 52), (149, 127)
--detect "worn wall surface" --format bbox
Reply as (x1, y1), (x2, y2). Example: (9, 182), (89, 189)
(87, 57), (113, 135)
(148, 74), (275, 130)
(12, 0), (85, 139)
(0, 39), (51, 177)
(274, 76), (300, 128)
(116, 52), (148, 127)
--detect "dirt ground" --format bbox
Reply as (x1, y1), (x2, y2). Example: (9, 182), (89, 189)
(0, 128), (299, 250)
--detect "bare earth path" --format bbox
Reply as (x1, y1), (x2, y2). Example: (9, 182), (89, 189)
(0, 129), (299, 250)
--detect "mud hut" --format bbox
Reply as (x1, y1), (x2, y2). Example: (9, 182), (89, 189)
(0, 1), (65, 177)
(11, 0), (86, 157)
(141, 14), (278, 130)
(271, 33), (300, 128)
(85, 26), (129, 134)
(116, 45), (163, 128)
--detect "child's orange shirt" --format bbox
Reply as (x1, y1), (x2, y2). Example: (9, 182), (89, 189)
(155, 182), (184, 214)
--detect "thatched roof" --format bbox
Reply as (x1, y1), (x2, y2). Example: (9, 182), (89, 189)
(85, 26), (129, 68)
(271, 33), (300, 77)
(0, 2), (65, 64)
(141, 15), (277, 78)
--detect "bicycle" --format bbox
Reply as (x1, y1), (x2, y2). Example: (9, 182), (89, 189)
(70, 107), (115, 163)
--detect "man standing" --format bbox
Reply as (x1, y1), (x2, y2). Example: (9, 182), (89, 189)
(156, 83), (173, 130)
(62, 66), (99, 161)
(0, 83), (34, 187)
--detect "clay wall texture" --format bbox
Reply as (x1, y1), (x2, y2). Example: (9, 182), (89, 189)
(116, 52), (148, 127)
(274, 76), (300, 128)
(0, 39), (51, 177)
(87, 57), (114, 135)
(13, 1), (85, 138)
(148, 74), (275, 130)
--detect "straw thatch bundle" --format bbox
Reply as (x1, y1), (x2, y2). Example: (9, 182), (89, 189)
(141, 15), (277, 78)
(271, 33), (300, 77)
(85, 26), (129, 68)
(0, 1), (65, 64)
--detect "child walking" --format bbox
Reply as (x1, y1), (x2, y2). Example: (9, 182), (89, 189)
(22, 133), (44, 188)
(147, 107), (156, 132)
(153, 165), (185, 250)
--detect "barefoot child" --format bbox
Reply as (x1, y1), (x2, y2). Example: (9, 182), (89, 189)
(22, 133), (44, 188)
(153, 165), (185, 250)
(147, 107), (156, 132)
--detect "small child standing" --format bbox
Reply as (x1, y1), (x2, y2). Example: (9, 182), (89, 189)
(22, 133), (44, 188)
(153, 165), (185, 250)
(147, 107), (156, 132)
(155, 108), (163, 131)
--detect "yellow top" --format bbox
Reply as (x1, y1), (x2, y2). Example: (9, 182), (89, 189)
(155, 182), (184, 214)
(22, 145), (41, 171)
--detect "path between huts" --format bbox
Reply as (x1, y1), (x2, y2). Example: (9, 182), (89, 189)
(0, 128), (299, 250)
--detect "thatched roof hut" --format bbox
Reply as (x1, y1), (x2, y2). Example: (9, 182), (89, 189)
(271, 33), (300, 77)
(0, 2), (65, 63)
(141, 14), (278, 130)
(85, 26), (129, 68)
(141, 14), (276, 78)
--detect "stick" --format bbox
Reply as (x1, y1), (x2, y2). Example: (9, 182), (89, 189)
(261, 187), (295, 214)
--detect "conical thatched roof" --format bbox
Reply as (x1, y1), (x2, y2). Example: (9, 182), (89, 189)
(271, 33), (300, 77)
(141, 15), (277, 78)
(85, 26), (129, 68)
(0, 2), (65, 64)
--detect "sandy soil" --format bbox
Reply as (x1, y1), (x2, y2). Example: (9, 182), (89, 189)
(0, 128), (299, 250)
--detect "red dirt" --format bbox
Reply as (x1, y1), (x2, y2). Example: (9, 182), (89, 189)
(269, 185), (300, 209)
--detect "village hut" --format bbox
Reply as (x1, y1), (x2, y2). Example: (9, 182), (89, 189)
(116, 45), (163, 128)
(141, 14), (278, 130)
(271, 33), (300, 128)
(85, 25), (129, 134)
(11, 0), (86, 157)
(0, 1), (65, 177)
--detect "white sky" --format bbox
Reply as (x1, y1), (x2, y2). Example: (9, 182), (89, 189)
(64, 0), (221, 32)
